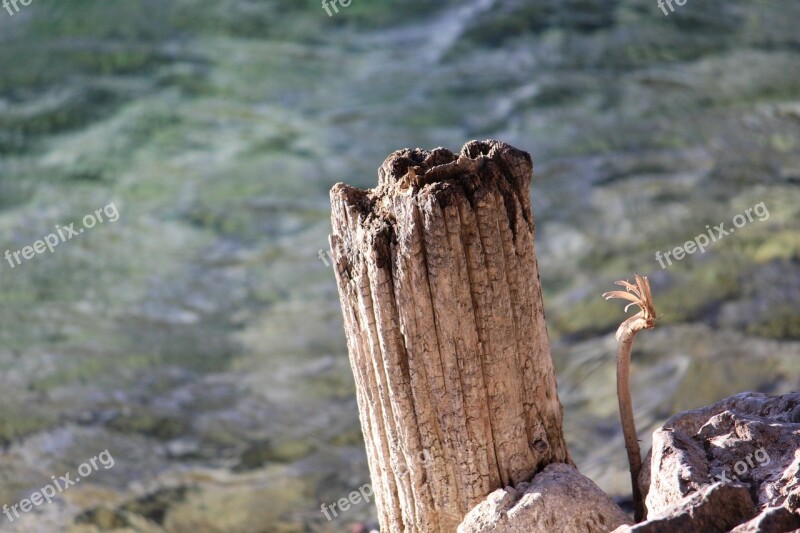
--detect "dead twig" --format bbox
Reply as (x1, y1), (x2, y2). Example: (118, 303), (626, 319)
(603, 274), (657, 522)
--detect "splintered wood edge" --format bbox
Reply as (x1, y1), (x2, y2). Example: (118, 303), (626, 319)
(328, 140), (569, 531)
(329, 139), (535, 245)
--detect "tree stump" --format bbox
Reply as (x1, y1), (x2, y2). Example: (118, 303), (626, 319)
(329, 140), (571, 532)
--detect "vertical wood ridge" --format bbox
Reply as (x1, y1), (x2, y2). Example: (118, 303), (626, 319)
(330, 140), (570, 533)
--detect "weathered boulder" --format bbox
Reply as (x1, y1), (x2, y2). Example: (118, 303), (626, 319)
(612, 482), (756, 533)
(639, 392), (800, 531)
(457, 463), (631, 533)
(730, 506), (800, 533)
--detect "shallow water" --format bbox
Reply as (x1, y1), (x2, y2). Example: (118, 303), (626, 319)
(0, 0), (799, 530)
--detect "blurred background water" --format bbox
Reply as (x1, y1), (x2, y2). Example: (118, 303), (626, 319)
(0, 0), (798, 531)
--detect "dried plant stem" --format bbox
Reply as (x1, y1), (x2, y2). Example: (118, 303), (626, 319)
(603, 274), (656, 523)
(615, 318), (648, 522)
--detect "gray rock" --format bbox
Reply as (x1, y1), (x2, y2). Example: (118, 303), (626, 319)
(458, 463), (631, 533)
(730, 506), (800, 533)
(645, 426), (710, 515)
(642, 392), (800, 518)
(612, 482), (756, 533)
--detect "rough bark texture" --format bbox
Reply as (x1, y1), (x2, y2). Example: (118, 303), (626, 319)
(457, 463), (632, 533)
(329, 140), (570, 532)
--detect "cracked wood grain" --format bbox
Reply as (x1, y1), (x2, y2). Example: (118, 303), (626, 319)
(330, 140), (571, 532)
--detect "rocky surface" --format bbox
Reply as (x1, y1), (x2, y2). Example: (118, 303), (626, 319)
(458, 464), (631, 533)
(613, 482), (756, 533)
(643, 392), (800, 511)
(635, 392), (800, 532)
(731, 506), (800, 533)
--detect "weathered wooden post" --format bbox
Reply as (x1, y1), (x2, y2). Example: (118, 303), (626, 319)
(329, 140), (570, 532)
